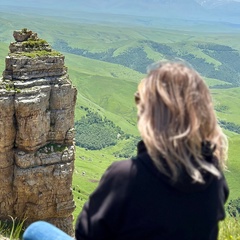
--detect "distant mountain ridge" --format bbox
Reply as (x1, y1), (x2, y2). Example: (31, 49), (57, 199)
(196, 0), (237, 8)
(1, 0), (240, 24)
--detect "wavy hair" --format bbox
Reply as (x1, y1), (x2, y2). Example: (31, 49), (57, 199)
(135, 61), (228, 183)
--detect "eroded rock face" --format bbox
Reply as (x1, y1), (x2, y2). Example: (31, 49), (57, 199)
(13, 29), (33, 42)
(0, 29), (77, 235)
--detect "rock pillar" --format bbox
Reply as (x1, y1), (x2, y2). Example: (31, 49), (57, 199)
(0, 29), (77, 235)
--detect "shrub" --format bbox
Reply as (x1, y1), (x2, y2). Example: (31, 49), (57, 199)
(22, 39), (47, 48)
(21, 28), (28, 33)
(14, 50), (62, 58)
(227, 198), (240, 218)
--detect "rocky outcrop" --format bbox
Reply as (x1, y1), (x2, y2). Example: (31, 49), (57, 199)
(0, 29), (77, 235)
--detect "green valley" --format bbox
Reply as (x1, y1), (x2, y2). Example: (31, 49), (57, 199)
(0, 6), (240, 238)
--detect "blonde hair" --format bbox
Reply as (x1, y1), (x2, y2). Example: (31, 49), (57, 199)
(135, 61), (228, 183)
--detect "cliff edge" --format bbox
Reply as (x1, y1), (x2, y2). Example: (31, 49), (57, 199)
(0, 29), (77, 235)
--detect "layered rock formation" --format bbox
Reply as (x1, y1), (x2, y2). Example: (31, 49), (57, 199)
(0, 29), (77, 235)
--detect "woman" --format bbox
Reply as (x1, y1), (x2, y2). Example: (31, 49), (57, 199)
(23, 61), (229, 240)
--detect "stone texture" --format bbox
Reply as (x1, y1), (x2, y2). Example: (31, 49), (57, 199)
(13, 29), (33, 42)
(4, 56), (66, 80)
(0, 30), (77, 235)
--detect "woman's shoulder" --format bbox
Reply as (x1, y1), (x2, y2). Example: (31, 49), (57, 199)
(104, 159), (138, 182)
(101, 155), (154, 189)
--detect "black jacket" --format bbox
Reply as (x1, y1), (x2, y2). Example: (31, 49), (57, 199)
(75, 141), (229, 240)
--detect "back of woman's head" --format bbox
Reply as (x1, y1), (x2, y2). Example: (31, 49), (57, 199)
(135, 61), (228, 183)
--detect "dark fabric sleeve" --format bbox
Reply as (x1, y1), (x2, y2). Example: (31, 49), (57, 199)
(211, 174), (229, 240)
(75, 161), (132, 240)
(217, 174), (229, 221)
(223, 175), (229, 203)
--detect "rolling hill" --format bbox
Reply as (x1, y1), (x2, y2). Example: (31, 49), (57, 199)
(1, 0), (240, 24)
(0, 5), (240, 223)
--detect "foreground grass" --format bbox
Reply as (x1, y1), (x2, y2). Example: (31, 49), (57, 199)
(0, 217), (25, 240)
(0, 217), (239, 239)
(219, 217), (240, 240)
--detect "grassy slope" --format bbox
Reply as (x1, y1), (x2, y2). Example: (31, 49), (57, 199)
(67, 55), (240, 220)
(209, 87), (240, 201)
(0, 14), (240, 223)
(205, 77), (232, 87)
(67, 55), (240, 219)
(65, 52), (144, 83)
(65, 52), (141, 135)
(212, 87), (240, 125)
(225, 135), (240, 200)
(0, 42), (8, 73)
